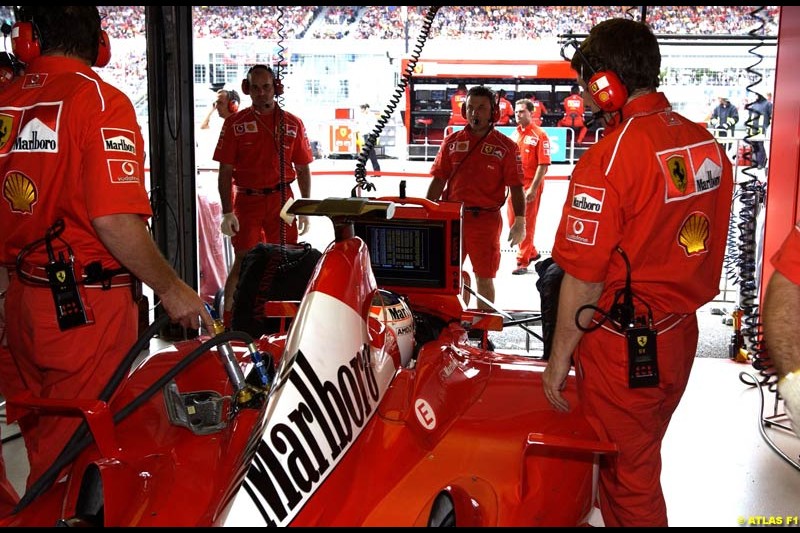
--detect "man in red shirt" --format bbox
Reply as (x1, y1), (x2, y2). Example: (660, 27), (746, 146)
(542, 19), (733, 526)
(530, 93), (548, 126)
(214, 64), (313, 326)
(507, 98), (551, 274)
(427, 85), (526, 310)
(763, 221), (800, 439)
(557, 84), (589, 144)
(448, 83), (468, 127)
(0, 6), (211, 495)
(496, 89), (515, 125)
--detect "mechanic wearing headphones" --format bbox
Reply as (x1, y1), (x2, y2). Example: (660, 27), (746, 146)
(426, 85), (526, 313)
(213, 64), (313, 328)
(0, 6), (212, 494)
(542, 19), (733, 526)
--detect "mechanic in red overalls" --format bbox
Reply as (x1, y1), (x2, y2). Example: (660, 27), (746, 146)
(507, 98), (551, 275)
(426, 85), (526, 311)
(542, 19), (733, 526)
(0, 6), (211, 497)
(213, 64), (313, 327)
(557, 84), (589, 144)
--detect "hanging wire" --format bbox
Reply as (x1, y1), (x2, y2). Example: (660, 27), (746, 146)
(274, 6), (289, 265)
(733, 6), (773, 386)
(351, 6), (442, 198)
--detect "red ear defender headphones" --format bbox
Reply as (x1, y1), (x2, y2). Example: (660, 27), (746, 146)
(562, 39), (628, 113)
(587, 70), (627, 113)
(241, 65), (284, 96)
(460, 89), (501, 123)
(11, 21), (112, 67)
(10, 22), (39, 64)
(94, 29), (111, 68)
(227, 90), (240, 113)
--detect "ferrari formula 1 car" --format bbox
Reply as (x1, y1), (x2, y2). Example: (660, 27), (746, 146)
(0, 195), (616, 527)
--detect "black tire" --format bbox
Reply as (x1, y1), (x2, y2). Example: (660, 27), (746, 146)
(427, 492), (456, 527)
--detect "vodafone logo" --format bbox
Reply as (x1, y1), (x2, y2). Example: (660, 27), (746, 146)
(565, 215), (598, 246)
(107, 159), (141, 184)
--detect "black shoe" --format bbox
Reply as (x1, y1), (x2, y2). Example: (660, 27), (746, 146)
(532, 253), (542, 261)
(512, 266), (528, 275)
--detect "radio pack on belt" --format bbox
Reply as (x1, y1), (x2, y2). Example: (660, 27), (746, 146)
(46, 255), (94, 330)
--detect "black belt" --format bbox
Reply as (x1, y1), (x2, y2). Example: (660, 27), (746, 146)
(15, 262), (134, 289)
(235, 185), (287, 196)
(464, 205), (501, 216)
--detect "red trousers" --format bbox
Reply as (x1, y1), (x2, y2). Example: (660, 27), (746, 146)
(462, 210), (502, 278)
(5, 279), (137, 489)
(507, 180), (543, 267)
(231, 190), (298, 252)
(574, 313), (698, 526)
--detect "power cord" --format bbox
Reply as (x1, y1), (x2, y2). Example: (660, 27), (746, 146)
(351, 6), (441, 197)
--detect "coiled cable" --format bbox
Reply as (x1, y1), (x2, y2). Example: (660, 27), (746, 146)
(351, 6), (442, 197)
(275, 6), (289, 264)
(736, 6), (773, 387)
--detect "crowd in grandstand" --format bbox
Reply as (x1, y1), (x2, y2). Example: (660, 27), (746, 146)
(76, 6), (779, 41)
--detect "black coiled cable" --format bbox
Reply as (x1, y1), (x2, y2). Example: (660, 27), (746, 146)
(736, 6), (774, 388)
(275, 6), (289, 265)
(351, 6), (442, 198)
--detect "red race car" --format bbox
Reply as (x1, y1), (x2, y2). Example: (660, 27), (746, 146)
(1, 196), (616, 527)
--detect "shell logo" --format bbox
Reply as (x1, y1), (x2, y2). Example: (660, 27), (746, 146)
(3, 171), (37, 214)
(678, 212), (709, 255)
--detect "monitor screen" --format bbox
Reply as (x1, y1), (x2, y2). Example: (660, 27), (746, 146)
(354, 220), (446, 289)
(415, 89), (431, 102)
(430, 89), (446, 102)
(446, 87), (457, 100)
(504, 90), (516, 102)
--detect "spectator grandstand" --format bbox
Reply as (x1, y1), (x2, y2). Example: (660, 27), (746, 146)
(77, 6), (778, 41)
(2, 6), (775, 153)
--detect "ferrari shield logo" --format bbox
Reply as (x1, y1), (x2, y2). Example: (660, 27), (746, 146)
(0, 114), (14, 151)
(56, 270), (66, 283)
(637, 335), (648, 347)
(668, 155), (688, 193)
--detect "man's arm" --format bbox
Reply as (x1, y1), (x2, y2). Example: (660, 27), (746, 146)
(295, 164), (312, 235)
(93, 213), (212, 331)
(764, 270), (800, 377)
(295, 164), (311, 199)
(426, 178), (446, 201)
(542, 272), (604, 412)
(200, 103), (215, 130)
(764, 269), (800, 438)
(509, 184), (526, 217)
(218, 163), (234, 213)
(527, 164), (550, 202)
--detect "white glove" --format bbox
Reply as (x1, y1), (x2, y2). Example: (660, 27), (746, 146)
(778, 371), (800, 438)
(297, 215), (310, 236)
(220, 212), (239, 237)
(508, 215), (526, 247)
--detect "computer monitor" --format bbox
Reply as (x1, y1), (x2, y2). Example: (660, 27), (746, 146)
(430, 89), (446, 102)
(415, 89), (431, 102)
(352, 200), (462, 295)
(504, 90), (516, 102)
(355, 221), (445, 289)
(446, 87), (457, 100)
